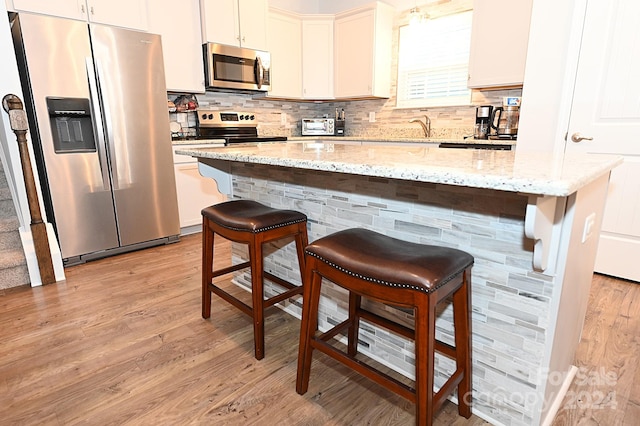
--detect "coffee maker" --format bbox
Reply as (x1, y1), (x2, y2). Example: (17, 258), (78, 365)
(474, 105), (493, 139)
(491, 106), (520, 138)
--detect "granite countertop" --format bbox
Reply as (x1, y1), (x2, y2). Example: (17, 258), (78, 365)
(286, 136), (514, 145)
(176, 141), (621, 197)
(171, 137), (513, 146)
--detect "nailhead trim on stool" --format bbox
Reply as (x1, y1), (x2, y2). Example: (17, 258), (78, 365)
(296, 228), (474, 426)
(201, 199), (308, 360)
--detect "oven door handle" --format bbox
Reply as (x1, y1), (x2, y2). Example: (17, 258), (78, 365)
(254, 56), (263, 89)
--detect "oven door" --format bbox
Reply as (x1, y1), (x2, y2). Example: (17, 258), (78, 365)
(204, 43), (271, 92)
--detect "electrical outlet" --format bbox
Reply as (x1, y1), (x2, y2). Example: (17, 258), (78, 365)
(369, 112), (376, 122)
(582, 213), (596, 243)
(280, 112), (287, 125)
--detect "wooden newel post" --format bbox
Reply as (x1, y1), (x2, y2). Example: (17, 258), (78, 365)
(2, 94), (56, 285)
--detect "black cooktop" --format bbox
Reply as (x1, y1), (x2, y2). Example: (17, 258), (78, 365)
(224, 136), (288, 145)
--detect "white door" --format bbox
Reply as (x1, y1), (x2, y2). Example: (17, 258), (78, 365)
(565, 0), (640, 281)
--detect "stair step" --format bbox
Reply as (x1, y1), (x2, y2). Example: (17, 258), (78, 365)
(0, 167), (7, 188)
(0, 216), (20, 233)
(0, 186), (10, 202)
(0, 246), (27, 268)
(0, 247), (29, 290)
(0, 198), (18, 219)
(0, 229), (22, 252)
(0, 160), (30, 289)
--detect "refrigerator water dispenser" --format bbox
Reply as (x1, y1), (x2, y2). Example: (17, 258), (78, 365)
(46, 97), (96, 153)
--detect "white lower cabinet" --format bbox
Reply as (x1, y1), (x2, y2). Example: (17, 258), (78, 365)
(173, 145), (226, 234)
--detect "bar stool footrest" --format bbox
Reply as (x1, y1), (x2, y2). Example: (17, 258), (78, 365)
(355, 308), (459, 359)
(311, 337), (416, 402)
(209, 271), (303, 317)
(212, 261), (251, 278)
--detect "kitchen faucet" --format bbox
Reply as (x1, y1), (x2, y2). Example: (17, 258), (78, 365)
(409, 115), (431, 138)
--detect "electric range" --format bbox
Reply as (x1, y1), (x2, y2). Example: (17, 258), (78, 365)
(196, 109), (287, 145)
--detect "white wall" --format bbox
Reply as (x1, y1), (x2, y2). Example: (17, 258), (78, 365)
(516, 0), (584, 153)
(0, 2), (29, 227)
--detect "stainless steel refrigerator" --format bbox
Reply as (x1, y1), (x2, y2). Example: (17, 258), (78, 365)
(11, 13), (180, 265)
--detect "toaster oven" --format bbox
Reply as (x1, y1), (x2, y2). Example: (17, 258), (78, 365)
(301, 118), (335, 136)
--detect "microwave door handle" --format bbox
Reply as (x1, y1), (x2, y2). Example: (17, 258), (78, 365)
(86, 57), (110, 191)
(254, 56), (263, 89)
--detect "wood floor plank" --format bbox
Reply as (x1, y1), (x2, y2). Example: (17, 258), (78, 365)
(0, 234), (637, 425)
(553, 274), (640, 426)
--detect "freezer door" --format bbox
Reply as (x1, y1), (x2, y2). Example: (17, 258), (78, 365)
(90, 25), (180, 246)
(14, 14), (119, 259)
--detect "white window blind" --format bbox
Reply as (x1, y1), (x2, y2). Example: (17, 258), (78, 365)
(396, 10), (472, 108)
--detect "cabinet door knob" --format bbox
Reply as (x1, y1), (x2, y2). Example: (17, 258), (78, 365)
(570, 132), (594, 143)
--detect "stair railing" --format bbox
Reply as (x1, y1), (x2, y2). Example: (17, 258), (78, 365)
(2, 94), (55, 285)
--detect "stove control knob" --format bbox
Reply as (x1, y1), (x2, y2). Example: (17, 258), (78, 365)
(201, 113), (207, 120)
(249, 115), (255, 120)
(208, 114), (214, 120)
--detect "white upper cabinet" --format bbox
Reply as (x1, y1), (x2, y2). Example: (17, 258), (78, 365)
(147, 0), (205, 93)
(10, 0), (148, 31)
(334, 2), (394, 99)
(9, 0), (82, 20)
(467, 0), (533, 88)
(301, 16), (334, 99)
(266, 9), (302, 98)
(200, 0), (267, 51)
(85, 0), (147, 30)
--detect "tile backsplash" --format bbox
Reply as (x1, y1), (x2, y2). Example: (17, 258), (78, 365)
(170, 87), (522, 140)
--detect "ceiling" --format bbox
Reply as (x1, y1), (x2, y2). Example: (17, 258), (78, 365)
(268, 0), (421, 14)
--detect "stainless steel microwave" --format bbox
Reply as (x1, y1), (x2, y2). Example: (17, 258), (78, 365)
(203, 43), (271, 92)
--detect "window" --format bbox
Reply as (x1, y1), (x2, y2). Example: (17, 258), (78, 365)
(396, 10), (472, 108)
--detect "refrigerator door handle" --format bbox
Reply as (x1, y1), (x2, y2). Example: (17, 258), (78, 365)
(86, 57), (111, 191)
(93, 59), (120, 190)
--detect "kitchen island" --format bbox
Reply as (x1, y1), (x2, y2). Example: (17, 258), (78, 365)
(177, 141), (620, 426)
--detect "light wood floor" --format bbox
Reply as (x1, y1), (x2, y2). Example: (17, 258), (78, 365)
(0, 234), (637, 425)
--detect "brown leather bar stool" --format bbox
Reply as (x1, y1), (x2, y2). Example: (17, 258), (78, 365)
(296, 228), (473, 425)
(202, 199), (308, 360)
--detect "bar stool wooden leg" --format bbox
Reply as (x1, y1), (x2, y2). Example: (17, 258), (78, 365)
(296, 257), (322, 394)
(294, 222), (309, 278)
(454, 269), (472, 417)
(249, 235), (266, 360)
(413, 297), (436, 426)
(347, 293), (361, 357)
(202, 217), (213, 319)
